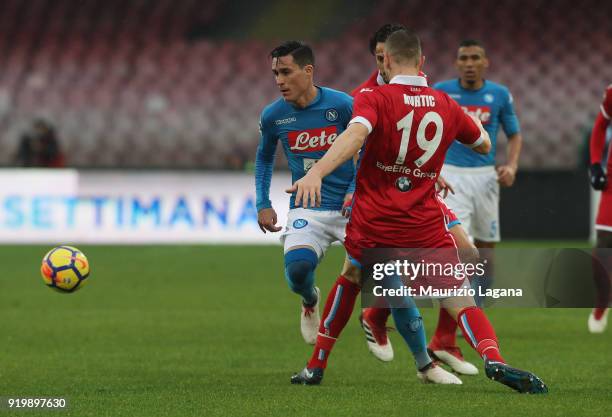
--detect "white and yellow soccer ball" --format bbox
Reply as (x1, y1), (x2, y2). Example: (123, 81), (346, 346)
(41, 246), (90, 293)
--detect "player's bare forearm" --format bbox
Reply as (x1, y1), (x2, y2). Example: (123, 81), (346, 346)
(496, 133), (521, 187)
(309, 123), (368, 179)
(505, 132), (522, 169)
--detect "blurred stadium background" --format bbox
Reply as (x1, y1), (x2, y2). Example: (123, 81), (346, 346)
(0, 0), (609, 242)
(1, 2), (611, 416)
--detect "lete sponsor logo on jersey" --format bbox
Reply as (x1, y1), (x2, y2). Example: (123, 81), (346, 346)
(288, 126), (338, 153)
(461, 105), (491, 124)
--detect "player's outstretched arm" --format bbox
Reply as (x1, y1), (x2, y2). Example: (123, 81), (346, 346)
(286, 123), (369, 208)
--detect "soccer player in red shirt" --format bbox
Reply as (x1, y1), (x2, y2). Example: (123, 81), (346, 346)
(354, 23), (479, 376)
(288, 29), (547, 393)
(588, 84), (612, 333)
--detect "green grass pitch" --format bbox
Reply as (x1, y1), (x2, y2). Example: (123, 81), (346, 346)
(0, 244), (610, 417)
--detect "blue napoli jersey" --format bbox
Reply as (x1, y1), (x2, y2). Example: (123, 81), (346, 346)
(255, 87), (355, 211)
(434, 79), (520, 167)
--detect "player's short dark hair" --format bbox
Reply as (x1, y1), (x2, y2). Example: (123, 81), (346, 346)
(270, 41), (314, 67)
(369, 23), (406, 55)
(384, 29), (421, 65)
(459, 39), (485, 50)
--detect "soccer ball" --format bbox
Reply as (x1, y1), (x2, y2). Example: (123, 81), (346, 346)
(40, 246), (90, 293)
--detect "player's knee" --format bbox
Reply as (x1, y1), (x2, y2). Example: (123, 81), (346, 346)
(284, 248), (318, 292)
(285, 260), (315, 290)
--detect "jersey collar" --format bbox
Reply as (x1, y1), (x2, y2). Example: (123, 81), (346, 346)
(376, 71), (385, 86)
(389, 75), (428, 87)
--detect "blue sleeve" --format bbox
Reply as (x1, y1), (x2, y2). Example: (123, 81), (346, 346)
(255, 113), (278, 212)
(500, 89), (520, 137)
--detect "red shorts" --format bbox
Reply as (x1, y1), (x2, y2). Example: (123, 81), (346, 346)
(345, 223), (466, 290)
(596, 189), (612, 230)
(438, 195), (460, 227)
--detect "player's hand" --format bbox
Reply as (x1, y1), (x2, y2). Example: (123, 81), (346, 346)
(590, 163), (607, 191)
(342, 193), (353, 218)
(496, 164), (517, 187)
(257, 208), (282, 233)
(286, 172), (322, 208)
(436, 175), (455, 198)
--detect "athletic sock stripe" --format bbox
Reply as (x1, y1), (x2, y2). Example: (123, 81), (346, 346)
(317, 333), (337, 340)
(460, 314), (478, 347)
(323, 285), (344, 331)
(481, 346), (498, 355)
(366, 336), (376, 343)
(476, 339), (497, 350)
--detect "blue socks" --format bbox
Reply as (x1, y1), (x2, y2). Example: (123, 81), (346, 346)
(391, 307), (432, 370)
(383, 273), (432, 370)
(284, 248), (318, 306)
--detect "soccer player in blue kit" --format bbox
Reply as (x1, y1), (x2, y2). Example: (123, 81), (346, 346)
(255, 41), (356, 345)
(435, 39), (523, 309)
(256, 40), (463, 385)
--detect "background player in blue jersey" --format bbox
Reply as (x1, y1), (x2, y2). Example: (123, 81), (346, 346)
(436, 39), (523, 304)
(255, 41), (355, 344)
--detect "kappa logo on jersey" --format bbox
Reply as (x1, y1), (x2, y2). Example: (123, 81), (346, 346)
(288, 126), (338, 153)
(325, 109), (338, 122)
(461, 105), (491, 124)
(274, 117), (297, 126)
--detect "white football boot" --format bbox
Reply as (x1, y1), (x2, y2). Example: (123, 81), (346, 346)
(588, 308), (609, 334)
(301, 287), (321, 344)
(417, 364), (463, 384)
(359, 314), (394, 362)
(430, 347), (479, 375)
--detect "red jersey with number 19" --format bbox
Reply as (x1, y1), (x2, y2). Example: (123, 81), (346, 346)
(345, 75), (482, 259)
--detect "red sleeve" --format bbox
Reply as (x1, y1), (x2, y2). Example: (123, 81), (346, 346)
(350, 90), (379, 133)
(590, 113), (610, 164)
(601, 86), (612, 120)
(449, 97), (482, 146)
(351, 70), (379, 97)
(590, 86), (612, 164)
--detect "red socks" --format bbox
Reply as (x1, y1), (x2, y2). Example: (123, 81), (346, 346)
(429, 308), (458, 349)
(362, 306), (392, 328)
(457, 306), (505, 363)
(593, 307), (608, 320)
(308, 275), (361, 369)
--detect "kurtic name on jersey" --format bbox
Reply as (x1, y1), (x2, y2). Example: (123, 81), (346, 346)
(403, 94), (436, 107)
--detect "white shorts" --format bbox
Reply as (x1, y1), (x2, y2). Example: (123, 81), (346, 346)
(280, 208), (348, 258)
(441, 164), (500, 242)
